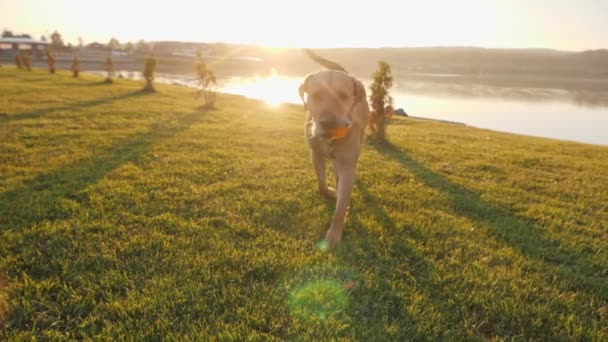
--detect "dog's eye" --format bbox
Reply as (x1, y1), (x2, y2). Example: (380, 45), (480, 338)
(338, 92), (349, 101)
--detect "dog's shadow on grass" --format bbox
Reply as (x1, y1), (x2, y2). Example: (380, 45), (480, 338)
(0, 89), (150, 122)
(373, 142), (608, 302)
(332, 180), (441, 339)
(0, 108), (213, 232)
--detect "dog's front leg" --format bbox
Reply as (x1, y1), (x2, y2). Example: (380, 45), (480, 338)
(333, 160), (340, 194)
(312, 151), (336, 200)
(325, 161), (356, 247)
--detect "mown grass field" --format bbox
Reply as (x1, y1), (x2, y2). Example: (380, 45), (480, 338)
(1, 67), (607, 340)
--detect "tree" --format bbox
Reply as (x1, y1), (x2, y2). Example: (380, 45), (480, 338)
(40, 35), (47, 42)
(368, 61), (393, 143)
(108, 37), (120, 51)
(194, 51), (217, 107)
(125, 41), (134, 53)
(143, 56), (156, 92)
(50, 30), (64, 49)
(2, 30), (14, 38)
(135, 40), (149, 53)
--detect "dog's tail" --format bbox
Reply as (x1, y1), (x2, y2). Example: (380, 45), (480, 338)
(303, 49), (348, 73)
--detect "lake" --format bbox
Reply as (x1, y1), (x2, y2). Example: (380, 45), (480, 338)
(95, 70), (608, 145)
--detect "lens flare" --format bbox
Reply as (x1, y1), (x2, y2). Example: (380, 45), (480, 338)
(315, 239), (329, 252)
(283, 262), (361, 325)
(287, 279), (348, 320)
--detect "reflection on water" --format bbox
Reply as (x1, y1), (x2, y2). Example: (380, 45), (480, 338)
(393, 81), (608, 109)
(88, 70), (608, 145)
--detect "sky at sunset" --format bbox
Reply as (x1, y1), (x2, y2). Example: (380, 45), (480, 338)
(1, 0), (606, 50)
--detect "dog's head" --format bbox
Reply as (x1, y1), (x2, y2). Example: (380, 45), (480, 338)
(299, 70), (366, 139)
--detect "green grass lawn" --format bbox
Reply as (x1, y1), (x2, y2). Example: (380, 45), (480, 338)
(1, 67), (607, 340)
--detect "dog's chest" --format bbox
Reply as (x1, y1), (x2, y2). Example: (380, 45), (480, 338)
(319, 139), (337, 159)
(307, 136), (337, 159)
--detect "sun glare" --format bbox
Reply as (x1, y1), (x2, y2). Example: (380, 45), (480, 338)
(220, 69), (300, 108)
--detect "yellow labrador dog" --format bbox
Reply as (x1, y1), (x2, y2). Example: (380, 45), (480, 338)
(299, 49), (370, 247)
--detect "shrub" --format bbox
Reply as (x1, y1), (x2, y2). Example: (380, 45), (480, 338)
(368, 61), (393, 143)
(104, 55), (114, 83)
(194, 52), (217, 107)
(15, 53), (23, 69)
(143, 56), (156, 92)
(22, 51), (32, 71)
(71, 56), (80, 78)
(46, 49), (56, 74)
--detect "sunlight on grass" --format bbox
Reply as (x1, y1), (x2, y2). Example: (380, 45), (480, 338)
(0, 274), (9, 324)
(1, 69), (607, 340)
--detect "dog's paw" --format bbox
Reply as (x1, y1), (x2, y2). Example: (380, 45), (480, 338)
(325, 228), (342, 248)
(319, 187), (337, 200)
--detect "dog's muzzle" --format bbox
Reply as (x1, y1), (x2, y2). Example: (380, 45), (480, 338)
(319, 117), (350, 130)
(315, 116), (351, 139)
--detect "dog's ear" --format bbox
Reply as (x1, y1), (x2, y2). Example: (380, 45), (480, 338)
(352, 77), (366, 104)
(350, 77), (370, 130)
(299, 74), (312, 110)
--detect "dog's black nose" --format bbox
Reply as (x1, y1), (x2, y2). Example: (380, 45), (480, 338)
(319, 117), (338, 129)
(319, 116), (349, 129)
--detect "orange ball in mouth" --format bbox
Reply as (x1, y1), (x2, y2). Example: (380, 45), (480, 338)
(330, 126), (349, 139)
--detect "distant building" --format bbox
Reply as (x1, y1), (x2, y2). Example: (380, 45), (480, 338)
(0, 37), (50, 57)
